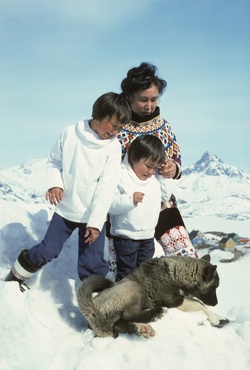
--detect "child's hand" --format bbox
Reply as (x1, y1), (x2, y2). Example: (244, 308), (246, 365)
(85, 227), (100, 244)
(133, 192), (144, 205)
(46, 187), (64, 205)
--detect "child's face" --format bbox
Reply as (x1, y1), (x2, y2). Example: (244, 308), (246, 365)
(132, 158), (161, 181)
(94, 116), (125, 139)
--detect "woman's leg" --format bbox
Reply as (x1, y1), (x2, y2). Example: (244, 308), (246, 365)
(155, 208), (198, 258)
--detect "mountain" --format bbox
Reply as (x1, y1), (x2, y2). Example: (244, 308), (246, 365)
(173, 152), (250, 223)
(183, 151), (249, 179)
(0, 152), (249, 235)
(0, 158), (48, 203)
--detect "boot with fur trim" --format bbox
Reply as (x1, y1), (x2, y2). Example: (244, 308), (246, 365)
(158, 225), (198, 258)
(5, 249), (40, 291)
(155, 208), (198, 258)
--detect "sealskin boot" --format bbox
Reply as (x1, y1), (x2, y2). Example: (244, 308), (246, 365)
(5, 249), (40, 292)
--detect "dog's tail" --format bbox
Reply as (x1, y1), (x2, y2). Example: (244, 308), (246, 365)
(76, 275), (114, 321)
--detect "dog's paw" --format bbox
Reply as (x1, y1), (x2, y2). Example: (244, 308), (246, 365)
(161, 307), (168, 316)
(205, 309), (226, 327)
(207, 312), (230, 328)
(151, 306), (168, 321)
(215, 318), (230, 328)
(135, 323), (156, 339)
(156, 307), (168, 320)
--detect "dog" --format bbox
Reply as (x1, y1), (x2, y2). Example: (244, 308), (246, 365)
(76, 254), (229, 338)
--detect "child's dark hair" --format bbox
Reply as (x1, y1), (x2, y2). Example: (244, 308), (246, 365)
(128, 135), (165, 166)
(92, 92), (131, 125)
(121, 62), (167, 98)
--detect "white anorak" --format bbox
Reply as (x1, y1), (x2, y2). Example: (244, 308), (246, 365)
(47, 120), (121, 231)
(109, 160), (167, 240)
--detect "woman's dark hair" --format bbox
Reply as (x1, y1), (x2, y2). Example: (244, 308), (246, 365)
(128, 135), (165, 165)
(92, 92), (131, 124)
(121, 62), (167, 97)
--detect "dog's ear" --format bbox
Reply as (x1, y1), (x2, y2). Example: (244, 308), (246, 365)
(201, 254), (211, 263)
(202, 265), (217, 282)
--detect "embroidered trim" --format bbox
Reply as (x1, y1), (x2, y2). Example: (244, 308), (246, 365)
(117, 117), (181, 166)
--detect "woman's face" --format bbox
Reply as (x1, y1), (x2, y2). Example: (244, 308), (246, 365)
(128, 84), (159, 117)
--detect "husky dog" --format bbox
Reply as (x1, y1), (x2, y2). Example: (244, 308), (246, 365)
(76, 255), (229, 338)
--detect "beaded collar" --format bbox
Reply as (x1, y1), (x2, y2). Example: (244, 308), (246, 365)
(130, 106), (160, 124)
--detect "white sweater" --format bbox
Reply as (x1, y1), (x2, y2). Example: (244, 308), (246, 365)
(47, 120), (121, 231)
(109, 162), (165, 239)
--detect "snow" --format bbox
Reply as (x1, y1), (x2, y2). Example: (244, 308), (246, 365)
(1, 157), (250, 370)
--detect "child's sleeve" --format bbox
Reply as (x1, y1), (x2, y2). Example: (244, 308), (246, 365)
(86, 141), (123, 230)
(47, 133), (64, 190)
(109, 188), (135, 216)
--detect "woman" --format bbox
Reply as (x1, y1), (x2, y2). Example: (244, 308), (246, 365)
(115, 62), (197, 260)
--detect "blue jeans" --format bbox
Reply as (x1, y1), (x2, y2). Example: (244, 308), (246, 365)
(113, 236), (155, 281)
(27, 213), (109, 280)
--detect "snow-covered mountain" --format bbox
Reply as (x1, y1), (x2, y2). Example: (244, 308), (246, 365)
(0, 158), (48, 202)
(0, 152), (249, 236)
(183, 151), (249, 179)
(173, 152), (250, 226)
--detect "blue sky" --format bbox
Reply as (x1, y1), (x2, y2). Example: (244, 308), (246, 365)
(1, 0), (249, 173)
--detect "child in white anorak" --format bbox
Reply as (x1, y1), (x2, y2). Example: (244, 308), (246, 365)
(6, 92), (131, 291)
(109, 135), (168, 281)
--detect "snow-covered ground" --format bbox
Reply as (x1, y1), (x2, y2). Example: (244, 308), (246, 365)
(0, 204), (250, 370)
(0, 155), (250, 370)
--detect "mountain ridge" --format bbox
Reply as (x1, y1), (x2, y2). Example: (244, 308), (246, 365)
(1, 152), (250, 226)
(183, 151), (250, 180)
(173, 152), (250, 223)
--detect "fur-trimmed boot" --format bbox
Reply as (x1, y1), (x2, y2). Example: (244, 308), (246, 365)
(5, 249), (40, 292)
(157, 225), (198, 258)
(155, 208), (198, 258)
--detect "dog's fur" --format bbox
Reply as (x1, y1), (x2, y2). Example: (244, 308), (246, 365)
(76, 255), (229, 338)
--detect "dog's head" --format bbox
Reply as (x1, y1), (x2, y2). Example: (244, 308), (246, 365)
(190, 255), (219, 306)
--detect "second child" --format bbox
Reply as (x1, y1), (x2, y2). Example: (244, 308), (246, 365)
(109, 135), (168, 281)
